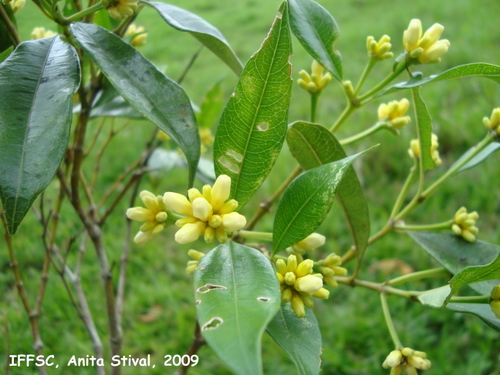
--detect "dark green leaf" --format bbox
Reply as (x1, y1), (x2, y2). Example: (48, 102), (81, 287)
(446, 303), (500, 331)
(450, 252), (500, 297)
(70, 22), (200, 186)
(146, 2), (242, 76)
(378, 63), (500, 97)
(0, 45), (13, 63)
(267, 303), (322, 375)
(454, 142), (500, 173)
(0, 37), (80, 233)
(411, 87), (435, 170)
(288, 0), (342, 81)
(286, 121), (369, 261)
(273, 149), (373, 254)
(194, 242), (280, 375)
(0, 3), (16, 54)
(213, 2), (292, 208)
(89, 85), (142, 119)
(409, 232), (500, 295)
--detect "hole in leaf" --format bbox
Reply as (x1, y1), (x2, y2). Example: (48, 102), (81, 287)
(201, 317), (224, 331)
(196, 283), (227, 294)
(217, 156), (240, 174)
(256, 122), (269, 131)
(195, 299), (201, 306)
(226, 150), (243, 163)
(257, 297), (271, 302)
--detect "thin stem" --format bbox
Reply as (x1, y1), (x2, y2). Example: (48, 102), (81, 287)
(177, 46), (204, 85)
(389, 162), (417, 219)
(64, 2), (104, 23)
(449, 295), (490, 304)
(330, 102), (356, 133)
(339, 122), (386, 146)
(0, 3), (21, 45)
(353, 58), (376, 96)
(388, 267), (449, 287)
(358, 62), (406, 102)
(380, 292), (403, 350)
(310, 93), (319, 123)
(237, 230), (273, 242)
(393, 220), (454, 232)
(175, 321), (205, 375)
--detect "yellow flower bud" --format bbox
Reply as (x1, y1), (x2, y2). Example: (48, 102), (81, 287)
(175, 221), (206, 244)
(124, 24), (147, 47)
(284, 272), (296, 286)
(403, 19), (450, 64)
(367, 34), (393, 60)
(312, 287), (330, 299)
(296, 259), (314, 277)
(163, 192), (193, 216)
(10, 0), (25, 13)
(383, 350), (403, 368)
(211, 174), (232, 211)
(294, 275), (323, 294)
(221, 212), (246, 232)
(31, 27), (57, 40)
(291, 293), (306, 318)
(491, 300), (500, 319)
(107, 0), (138, 20)
(192, 197), (213, 221)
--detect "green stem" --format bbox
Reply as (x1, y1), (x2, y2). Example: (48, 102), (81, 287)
(64, 2), (104, 23)
(389, 161), (418, 219)
(330, 103), (356, 133)
(237, 230), (273, 242)
(354, 58), (376, 96)
(388, 267), (449, 287)
(358, 62), (406, 103)
(380, 292), (403, 350)
(393, 220), (454, 232)
(449, 295), (490, 304)
(340, 121), (386, 146)
(310, 93), (319, 123)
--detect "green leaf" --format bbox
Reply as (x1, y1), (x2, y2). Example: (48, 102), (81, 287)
(286, 121), (369, 261)
(0, 3), (16, 54)
(409, 232), (500, 295)
(411, 87), (435, 170)
(213, 2), (292, 208)
(146, 2), (242, 76)
(450, 252), (500, 297)
(0, 37), (80, 234)
(417, 285), (451, 308)
(89, 85), (142, 119)
(0, 45), (13, 63)
(446, 303), (500, 331)
(266, 303), (322, 375)
(273, 149), (373, 254)
(70, 22), (200, 186)
(378, 63), (500, 96)
(194, 242), (280, 375)
(288, 0), (342, 81)
(197, 80), (224, 128)
(454, 142), (500, 173)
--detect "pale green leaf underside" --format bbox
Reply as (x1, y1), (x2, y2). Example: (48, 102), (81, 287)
(194, 242), (280, 375)
(450, 252), (500, 297)
(214, 2), (292, 208)
(446, 303), (500, 331)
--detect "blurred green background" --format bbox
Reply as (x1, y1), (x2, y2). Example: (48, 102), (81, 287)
(1, 0), (500, 374)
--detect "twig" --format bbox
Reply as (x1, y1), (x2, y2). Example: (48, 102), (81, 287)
(175, 321), (205, 375)
(178, 46), (204, 85)
(0, 3), (21, 46)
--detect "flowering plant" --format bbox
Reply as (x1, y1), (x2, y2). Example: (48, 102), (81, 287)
(1, 0), (499, 374)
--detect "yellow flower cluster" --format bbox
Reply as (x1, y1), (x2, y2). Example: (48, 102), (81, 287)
(383, 347), (431, 375)
(490, 285), (500, 319)
(186, 249), (205, 275)
(408, 133), (442, 166)
(124, 24), (147, 47)
(320, 253), (348, 287)
(378, 99), (411, 130)
(366, 35), (393, 60)
(298, 60), (333, 94)
(451, 207), (479, 243)
(276, 254), (329, 318)
(107, 0), (138, 20)
(126, 191), (168, 244)
(403, 19), (450, 64)
(164, 174), (246, 244)
(483, 108), (500, 137)
(31, 27), (57, 40)
(10, 0), (25, 14)
(286, 232), (325, 256)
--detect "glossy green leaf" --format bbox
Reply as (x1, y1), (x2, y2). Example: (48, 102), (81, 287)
(454, 142), (500, 173)
(288, 0), (342, 81)
(286, 121), (369, 261)
(378, 63), (500, 97)
(266, 303), (322, 375)
(450, 252), (500, 297)
(214, 2), (292, 208)
(71, 22), (200, 186)
(446, 303), (500, 331)
(89, 85), (142, 119)
(417, 285), (451, 308)
(273, 149), (372, 254)
(411, 87), (435, 170)
(146, 2), (242, 76)
(409, 232), (500, 295)
(0, 37), (80, 234)
(194, 242), (280, 375)
(197, 80), (224, 128)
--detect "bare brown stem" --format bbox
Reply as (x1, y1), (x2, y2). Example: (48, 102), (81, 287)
(175, 321), (205, 375)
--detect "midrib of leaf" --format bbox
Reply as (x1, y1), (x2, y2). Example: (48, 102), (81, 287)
(278, 308), (306, 373)
(13, 38), (56, 221)
(458, 261), (500, 285)
(292, 128), (323, 166)
(232, 14), (286, 197)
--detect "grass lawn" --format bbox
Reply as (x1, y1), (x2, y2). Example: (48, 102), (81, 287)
(2, 0), (500, 374)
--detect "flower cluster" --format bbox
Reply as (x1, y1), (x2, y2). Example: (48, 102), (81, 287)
(408, 133), (442, 166)
(126, 191), (168, 244)
(366, 35), (393, 60)
(124, 24), (147, 47)
(451, 207), (479, 242)
(276, 254), (329, 318)
(164, 174), (246, 244)
(320, 253), (348, 287)
(186, 249), (205, 275)
(286, 232), (325, 256)
(10, 0), (25, 14)
(483, 107), (500, 137)
(383, 347), (431, 375)
(378, 99), (411, 130)
(31, 27), (57, 40)
(106, 0), (138, 20)
(298, 60), (333, 94)
(403, 19), (450, 64)
(490, 285), (500, 319)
